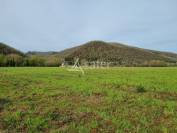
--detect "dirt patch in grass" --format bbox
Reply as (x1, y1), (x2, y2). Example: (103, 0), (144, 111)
(149, 107), (177, 132)
(99, 83), (121, 90)
(152, 92), (177, 101)
(47, 108), (116, 132)
(0, 98), (11, 112)
(86, 93), (104, 106)
(78, 112), (116, 133)
(49, 110), (76, 128)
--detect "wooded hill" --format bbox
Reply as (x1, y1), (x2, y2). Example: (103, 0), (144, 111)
(0, 42), (61, 67)
(0, 42), (25, 66)
(58, 41), (177, 66)
(0, 42), (24, 56)
(0, 41), (177, 67)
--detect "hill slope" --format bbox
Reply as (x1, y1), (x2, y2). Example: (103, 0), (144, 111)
(0, 42), (24, 56)
(58, 41), (177, 66)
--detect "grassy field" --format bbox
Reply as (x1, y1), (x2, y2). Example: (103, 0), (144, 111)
(0, 67), (177, 133)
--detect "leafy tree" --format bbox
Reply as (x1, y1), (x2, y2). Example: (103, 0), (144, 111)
(0, 54), (6, 66)
(28, 55), (45, 66)
(45, 56), (61, 67)
(6, 54), (24, 66)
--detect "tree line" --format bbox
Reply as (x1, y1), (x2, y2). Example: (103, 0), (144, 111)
(0, 54), (62, 67)
(0, 54), (177, 67)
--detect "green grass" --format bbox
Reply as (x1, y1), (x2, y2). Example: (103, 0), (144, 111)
(0, 67), (177, 133)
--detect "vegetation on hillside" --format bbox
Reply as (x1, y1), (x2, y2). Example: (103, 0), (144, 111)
(0, 42), (24, 56)
(0, 41), (177, 67)
(0, 43), (62, 67)
(61, 41), (177, 66)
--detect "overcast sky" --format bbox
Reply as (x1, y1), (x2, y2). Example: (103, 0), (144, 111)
(0, 0), (177, 52)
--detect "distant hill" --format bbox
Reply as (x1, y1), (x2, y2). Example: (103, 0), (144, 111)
(26, 51), (58, 56)
(57, 41), (177, 66)
(1, 41), (177, 67)
(0, 42), (24, 56)
(0, 42), (25, 67)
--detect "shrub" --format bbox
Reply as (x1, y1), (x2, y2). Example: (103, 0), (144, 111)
(136, 85), (146, 93)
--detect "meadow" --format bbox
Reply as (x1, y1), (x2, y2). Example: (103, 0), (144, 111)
(0, 67), (177, 133)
